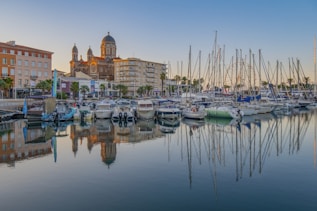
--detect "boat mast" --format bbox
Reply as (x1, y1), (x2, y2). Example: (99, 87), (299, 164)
(187, 45), (191, 97)
(198, 50), (201, 93)
(259, 49), (262, 94)
(314, 35), (317, 96)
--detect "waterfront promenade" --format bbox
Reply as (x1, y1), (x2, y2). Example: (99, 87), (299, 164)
(0, 99), (25, 111)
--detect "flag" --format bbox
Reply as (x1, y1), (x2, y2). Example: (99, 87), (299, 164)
(52, 69), (57, 97)
(22, 98), (27, 116)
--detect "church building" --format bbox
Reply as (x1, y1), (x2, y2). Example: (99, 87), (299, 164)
(69, 32), (117, 81)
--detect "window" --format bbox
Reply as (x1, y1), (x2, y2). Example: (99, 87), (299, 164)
(2, 144), (6, 151)
(31, 70), (37, 76)
(38, 62), (42, 68)
(18, 69), (22, 76)
(44, 54), (48, 59)
(24, 60), (29, 66)
(25, 70), (29, 75)
(18, 51), (22, 56)
(10, 68), (15, 75)
(25, 79), (28, 85)
(2, 49), (7, 54)
(2, 58), (7, 64)
(18, 79), (22, 86)
(31, 61), (35, 67)
(44, 62), (48, 69)
(2, 67), (8, 76)
(18, 59), (22, 66)
(25, 52), (29, 56)
(10, 58), (15, 65)
(44, 71), (48, 77)
(38, 71), (42, 77)
(32, 52), (35, 57)
(10, 49), (15, 54)
(38, 54), (41, 58)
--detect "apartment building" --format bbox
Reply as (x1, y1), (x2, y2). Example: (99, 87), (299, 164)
(0, 41), (53, 98)
(113, 58), (167, 97)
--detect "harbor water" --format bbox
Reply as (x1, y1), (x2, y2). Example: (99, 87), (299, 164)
(1, 108), (317, 210)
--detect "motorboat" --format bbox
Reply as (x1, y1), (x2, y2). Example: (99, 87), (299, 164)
(94, 100), (116, 119)
(112, 100), (135, 122)
(136, 100), (155, 120)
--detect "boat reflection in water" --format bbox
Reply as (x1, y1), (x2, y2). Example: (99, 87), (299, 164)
(157, 118), (180, 133)
(0, 107), (317, 211)
(178, 107), (315, 190)
(0, 107), (314, 176)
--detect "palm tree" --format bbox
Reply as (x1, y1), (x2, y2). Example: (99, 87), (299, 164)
(287, 78), (294, 91)
(100, 83), (105, 97)
(160, 72), (166, 96)
(3, 77), (13, 97)
(261, 81), (268, 89)
(192, 78), (199, 92)
(181, 76), (187, 85)
(181, 76), (187, 92)
(0, 79), (6, 98)
(174, 75), (181, 85)
(303, 76), (310, 89)
(115, 84), (128, 97)
(70, 82), (79, 99)
(137, 86), (145, 97)
(145, 85), (153, 96)
(80, 85), (90, 100)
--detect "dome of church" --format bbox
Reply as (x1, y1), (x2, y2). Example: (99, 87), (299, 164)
(72, 44), (78, 53)
(87, 47), (93, 55)
(102, 32), (115, 43)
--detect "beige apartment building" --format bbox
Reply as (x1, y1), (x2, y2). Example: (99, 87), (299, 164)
(0, 41), (53, 98)
(113, 57), (167, 97)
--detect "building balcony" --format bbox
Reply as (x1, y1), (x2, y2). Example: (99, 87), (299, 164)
(146, 68), (155, 73)
(145, 73), (155, 78)
(30, 75), (38, 81)
(146, 79), (155, 83)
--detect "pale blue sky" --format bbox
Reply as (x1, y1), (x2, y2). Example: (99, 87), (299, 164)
(1, 0), (316, 80)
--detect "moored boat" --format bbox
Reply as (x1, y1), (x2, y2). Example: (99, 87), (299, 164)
(136, 100), (155, 120)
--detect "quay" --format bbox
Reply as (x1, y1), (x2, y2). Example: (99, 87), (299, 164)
(0, 99), (25, 110)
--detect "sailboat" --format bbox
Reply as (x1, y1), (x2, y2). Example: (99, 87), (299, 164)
(182, 48), (206, 120)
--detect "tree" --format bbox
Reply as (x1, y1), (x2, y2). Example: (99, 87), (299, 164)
(181, 76), (187, 84)
(45, 79), (53, 93)
(80, 85), (90, 100)
(36, 80), (50, 95)
(145, 85), (153, 96)
(70, 82), (79, 99)
(115, 84), (128, 97)
(261, 81), (268, 89)
(100, 83), (105, 97)
(174, 75), (181, 85)
(287, 78), (293, 91)
(0, 79), (6, 98)
(3, 77), (13, 97)
(137, 86), (145, 96)
(192, 79), (198, 92)
(160, 72), (166, 96)
(303, 77), (310, 89)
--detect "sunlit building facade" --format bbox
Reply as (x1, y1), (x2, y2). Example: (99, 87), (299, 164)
(113, 58), (167, 97)
(0, 40), (53, 98)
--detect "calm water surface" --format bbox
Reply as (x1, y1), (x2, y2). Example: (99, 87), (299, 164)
(1, 108), (317, 211)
